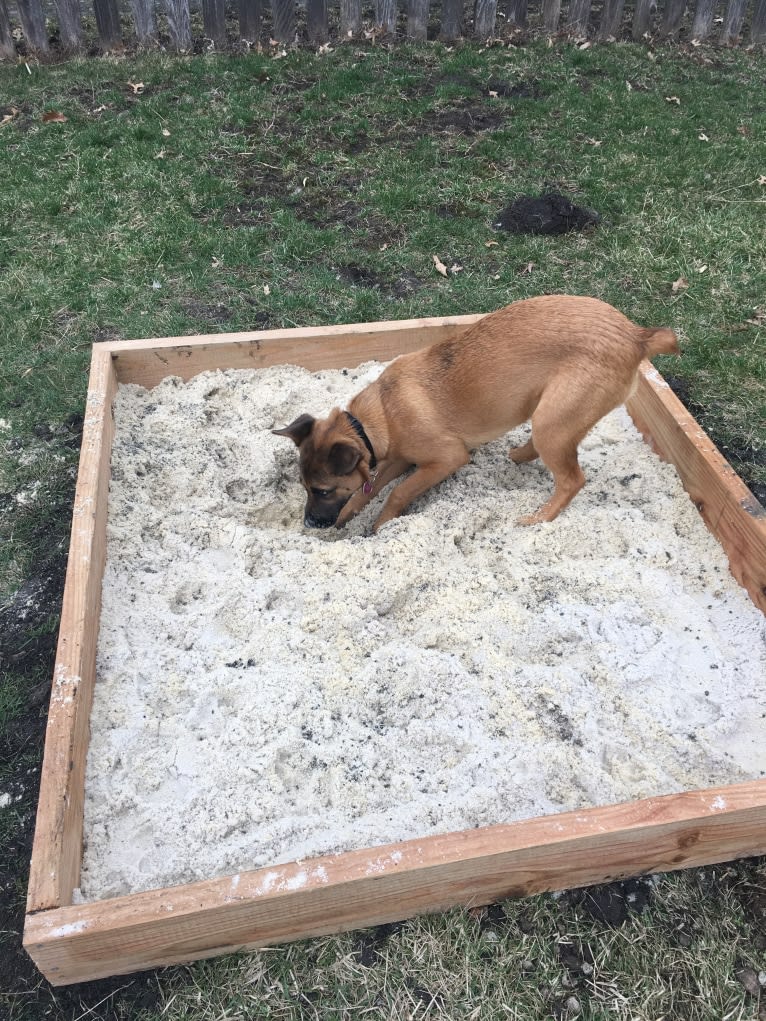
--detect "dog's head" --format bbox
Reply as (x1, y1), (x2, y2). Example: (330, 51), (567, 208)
(272, 410), (370, 528)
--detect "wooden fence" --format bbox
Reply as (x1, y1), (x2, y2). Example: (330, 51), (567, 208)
(0, 0), (764, 60)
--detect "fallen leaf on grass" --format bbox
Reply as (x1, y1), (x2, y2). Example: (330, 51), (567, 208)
(584, 137), (602, 147)
(450, 263), (463, 275)
(154, 149), (166, 159)
(737, 124), (750, 136)
(1, 107), (20, 126)
(698, 132), (710, 142)
(92, 104), (109, 114)
(162, 127), (170, 137)
(758, 175), (766, 186)
(432, 255), (448, 277)
(485, 240), (499, 248)
(42, 110), (68, 123)
(263, 284), (271, 295)
(488, 90), (499, 98)
(519, 261), (535, 275)
(734, 965), (761, 997)
(671, 276), (689, 293)
(127, 81), (145, 94)
(665, 95), (681, 104)
(211, 257), (222, 268)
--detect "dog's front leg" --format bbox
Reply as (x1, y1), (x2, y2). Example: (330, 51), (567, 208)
(335, 458), (410, 528)
(372, 448), (469, 533)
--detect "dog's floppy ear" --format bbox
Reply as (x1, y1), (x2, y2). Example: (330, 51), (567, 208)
(328, 442), (361, 476)
(272, 413), (316, 447)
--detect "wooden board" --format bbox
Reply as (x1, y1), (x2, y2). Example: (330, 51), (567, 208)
(24, 314), (766, 986)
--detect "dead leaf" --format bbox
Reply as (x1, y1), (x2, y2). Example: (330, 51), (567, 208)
(432, 255), (448, 278)
(584, 137), (602, 147)
(488, 90), (498, 98)
(737, 124), (750, 136)
(22, 367), (33, 377)
(154, 149), (166, 160)
(578, 40), (591, 49)
(758, 175), (766, 186)
(671, 276), (689, 293)
(665, 95), (681, 104)
(42, 110), (68, 123)
(625, 81), (632, 92)
(485, 240), (499, 248)
(696, 264), (708, 274)
(211, 257), (222, 268)
(92, 104), (108, 114)
(318, 42), (332, 54)
(698, 132), (709, 142)
(734, 966), (760, 997)
(379, 243), (388, 252)
(127, 81), (145, 94)
(519, 262), (535, 275)
(162, 127), (171, 137)
(450, 263), (463, 275)
(263, 284), (271, 295)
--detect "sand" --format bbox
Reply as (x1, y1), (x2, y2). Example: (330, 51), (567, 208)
(78, 361), (766, 902)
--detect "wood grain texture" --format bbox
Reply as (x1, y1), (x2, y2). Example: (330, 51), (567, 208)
(26, 350), (117, 914)
(628, 363), (766, 614)
(24, 781), (766, 985)
(104, 315), (487, 388)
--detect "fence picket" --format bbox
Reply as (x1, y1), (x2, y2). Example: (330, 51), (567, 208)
(661, 0), (685, 33)
(238, 0), (260, 40)
(407, 0), (428, 37)
(631, 0), (653, 36)
(720, 0), (748, 40)
(375, 0), (396, 32)
(56, 0), (83, 47)
(17, 0), (49, 50)
(542, 0), (561, 30)
(567, 0), (591, 33)
(474, 0), (497, 35)
(340, 0), (361, 35)
(202, 0), (227, 43)
(506, 0), (528, 26)
(271, 0), (294, 40)
(0, 0), (15, 56)
(164, 0), (191, 48)
(597, 0), (625, 37)
(439, 0), (463, 36)
(752, 0), (766, 39)
(307, 0), (328, 40)
(691, 0), (717, 36)
(93, 0), (122, 45)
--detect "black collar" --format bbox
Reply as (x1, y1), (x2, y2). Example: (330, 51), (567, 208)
(345, 412), (377, 470)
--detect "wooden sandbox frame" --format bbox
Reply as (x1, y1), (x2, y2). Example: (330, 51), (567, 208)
(24, 313), (766, 986)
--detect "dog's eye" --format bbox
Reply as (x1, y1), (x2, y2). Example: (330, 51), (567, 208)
(311, 487), (334, 499)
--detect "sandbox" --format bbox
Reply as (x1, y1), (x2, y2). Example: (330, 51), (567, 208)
(24, 314), (766, 985)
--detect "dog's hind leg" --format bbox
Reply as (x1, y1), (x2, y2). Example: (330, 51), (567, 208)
(372, 443), (470, 533)
(517, 384), (627, 525)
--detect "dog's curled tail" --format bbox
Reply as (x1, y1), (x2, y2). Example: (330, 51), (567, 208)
(641, 326), (680, 358)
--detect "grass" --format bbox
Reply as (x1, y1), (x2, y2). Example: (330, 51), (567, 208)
(0, 36), (765, 1021)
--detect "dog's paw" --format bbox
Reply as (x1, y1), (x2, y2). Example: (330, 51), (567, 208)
(516, 511), (543, 526)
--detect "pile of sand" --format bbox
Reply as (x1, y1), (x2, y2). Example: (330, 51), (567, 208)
(78, 362), (766, 901)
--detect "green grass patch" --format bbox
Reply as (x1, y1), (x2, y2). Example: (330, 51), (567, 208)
(1, 38), (765, 1021)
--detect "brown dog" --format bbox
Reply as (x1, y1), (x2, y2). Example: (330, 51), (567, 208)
(273, 295), (678, 532)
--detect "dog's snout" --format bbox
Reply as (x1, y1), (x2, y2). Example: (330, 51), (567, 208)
(304, 512), (336, 529)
